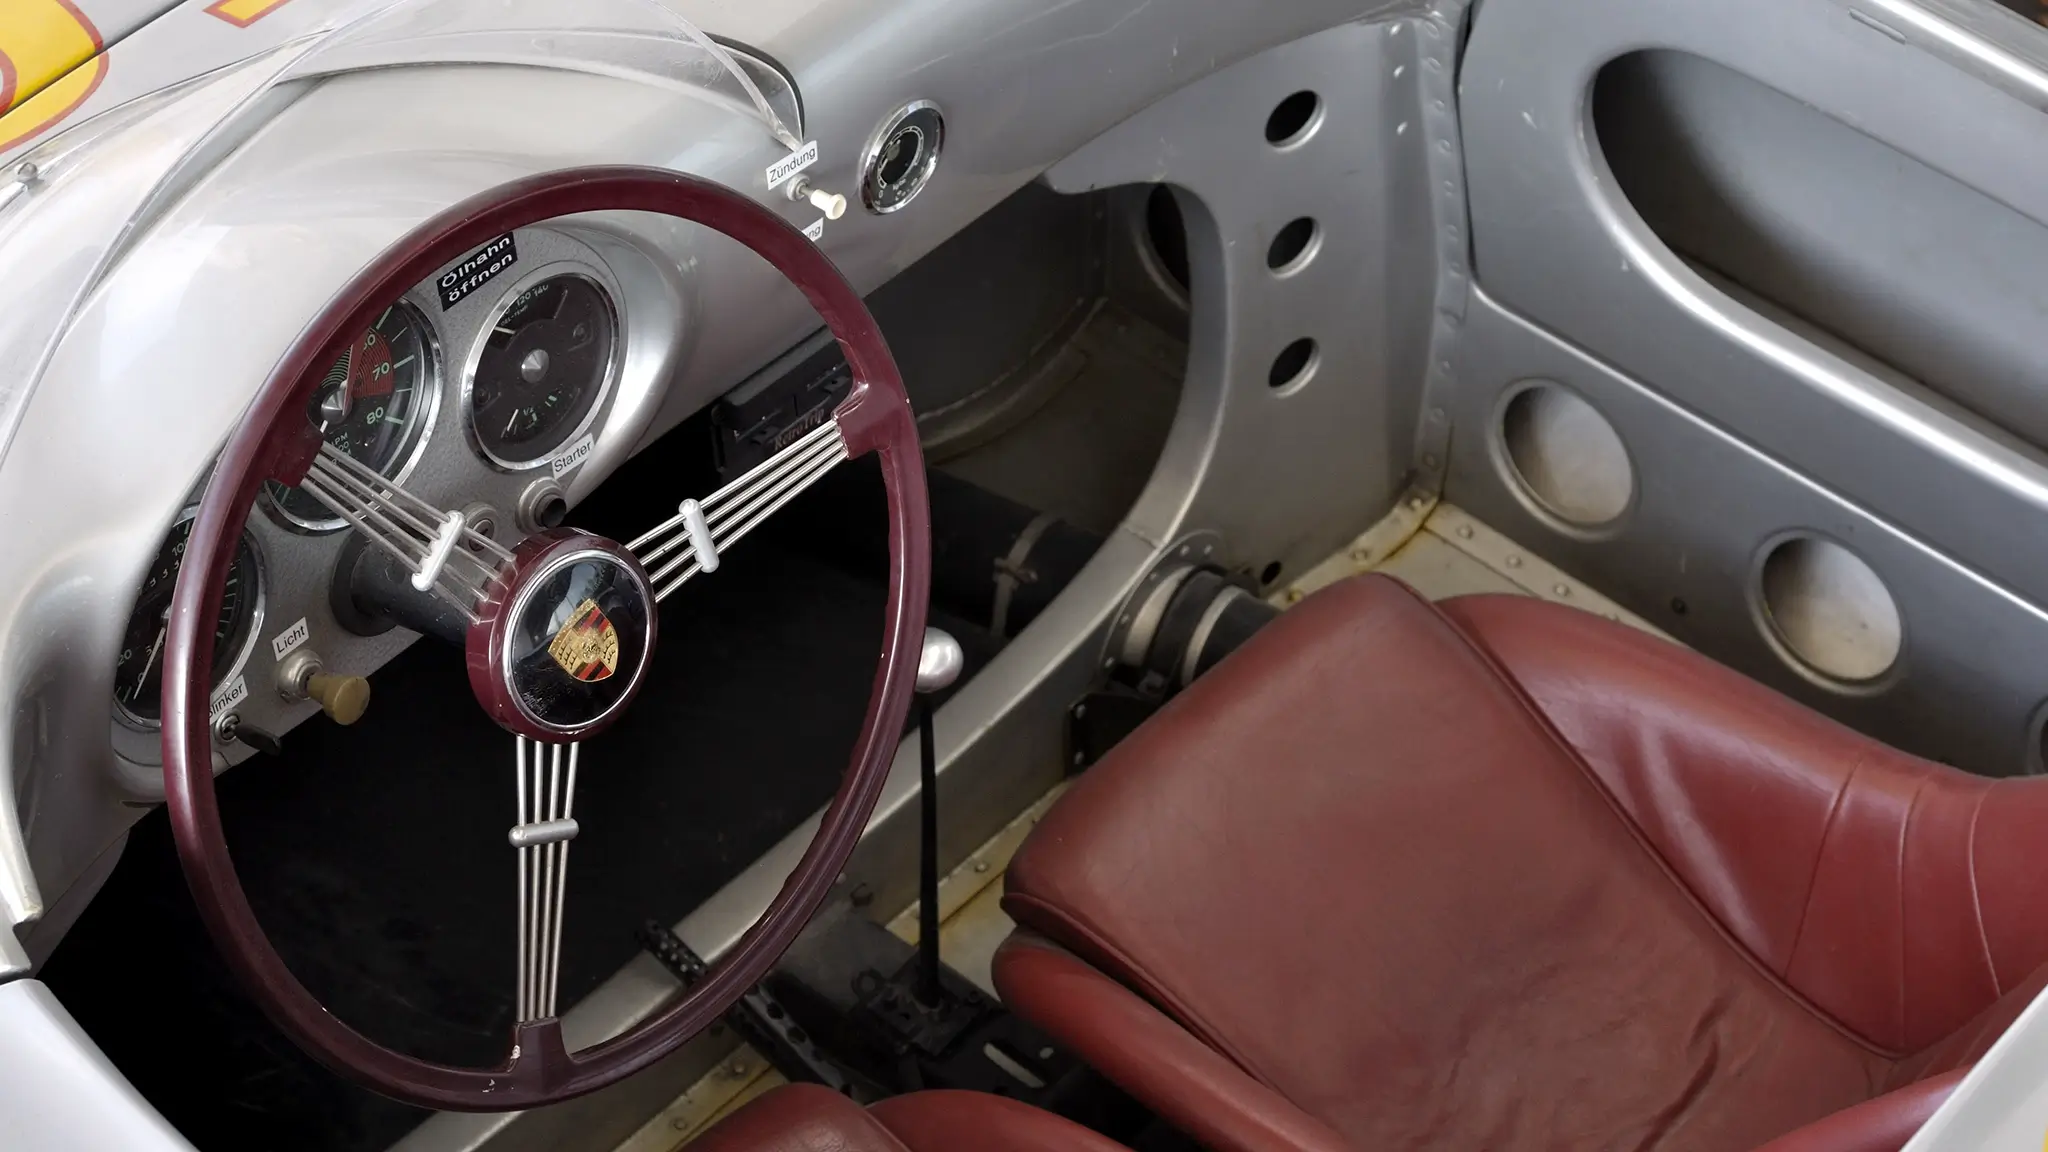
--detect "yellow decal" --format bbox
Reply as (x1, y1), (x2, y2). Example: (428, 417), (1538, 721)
(0, 0), (104, 153)
(206, 0), (294, 27)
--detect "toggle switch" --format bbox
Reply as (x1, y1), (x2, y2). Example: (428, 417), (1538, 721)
(279, 649), (372, 726)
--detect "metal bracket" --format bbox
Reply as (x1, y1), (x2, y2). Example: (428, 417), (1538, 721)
(638, 921), (860, 1097)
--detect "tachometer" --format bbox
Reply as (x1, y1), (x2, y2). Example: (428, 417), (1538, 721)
(114, 516), (263, 726)
(266, 301), (436, 531)
(466, 274), (616, 468)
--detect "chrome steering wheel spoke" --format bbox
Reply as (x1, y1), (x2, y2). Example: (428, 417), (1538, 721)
(627, 419), (849, 601)
(301, 443), (514, 621)
(513, 736), (581, 1023)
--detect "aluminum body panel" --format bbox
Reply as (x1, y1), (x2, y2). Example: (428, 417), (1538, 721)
(0, 979), (196, 1150)
(1460, 0), (2048, 609)
(1446, 289), (2048, 775)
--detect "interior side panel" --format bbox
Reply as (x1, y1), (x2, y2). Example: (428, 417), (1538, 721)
(1453, 0), (2048, 774)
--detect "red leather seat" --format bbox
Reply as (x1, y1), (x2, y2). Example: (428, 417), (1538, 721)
(994, 575), (2048, 1152)
(690, 1082), (1132, 1151)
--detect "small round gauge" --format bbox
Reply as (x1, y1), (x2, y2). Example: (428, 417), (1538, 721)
(467, 274), (616, 468)
(266, 301), (436, 531)
(114, 516), (263, 727)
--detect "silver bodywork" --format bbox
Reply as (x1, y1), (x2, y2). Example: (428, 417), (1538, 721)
(3, 0), (2048, 1147)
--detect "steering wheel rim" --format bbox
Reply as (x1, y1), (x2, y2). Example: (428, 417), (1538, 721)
(160, 166), (930, 1110)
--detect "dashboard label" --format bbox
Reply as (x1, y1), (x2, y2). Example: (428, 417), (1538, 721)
(765, 141), (819, 191)
(438, 233), (517, 310)
(210, 675), (248, 720)
(550, 432), (595, 479)
(271, 616), (310, 662)
(802, 218), (825, 242)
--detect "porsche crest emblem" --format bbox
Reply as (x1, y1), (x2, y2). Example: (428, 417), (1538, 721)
(547, 598), (619, 682)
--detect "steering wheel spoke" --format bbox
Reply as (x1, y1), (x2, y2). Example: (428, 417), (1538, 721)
(513, 737), (580, 1023)
(628, 418), (849, 600)
(302, 442), (513, 619)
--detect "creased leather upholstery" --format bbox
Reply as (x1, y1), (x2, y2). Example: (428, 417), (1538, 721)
(691, 1083), (1133, 1152)
(999, 575), (2048, 1152)
(1439, 594), (2048, 1057)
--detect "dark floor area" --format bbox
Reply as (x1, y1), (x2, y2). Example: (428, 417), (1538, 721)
(42, 439), (1001, 1152)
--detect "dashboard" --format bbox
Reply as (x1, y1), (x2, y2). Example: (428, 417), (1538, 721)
(108, 224), (682, 781)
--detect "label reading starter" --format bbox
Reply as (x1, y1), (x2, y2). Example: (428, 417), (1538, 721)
(765, 141), (820, 191)
(271, 616), (311, 661)
(439, 233), (517, 310)
(550, 432), (595, 479)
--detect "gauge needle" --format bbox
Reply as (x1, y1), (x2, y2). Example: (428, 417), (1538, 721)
(131, 624), (166, 702)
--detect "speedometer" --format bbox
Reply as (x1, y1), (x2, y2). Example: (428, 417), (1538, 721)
(265, 301), (436, 531)
(114, 515), (263, 727)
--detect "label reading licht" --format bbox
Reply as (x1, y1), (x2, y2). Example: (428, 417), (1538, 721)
(271, 616), (310, 661)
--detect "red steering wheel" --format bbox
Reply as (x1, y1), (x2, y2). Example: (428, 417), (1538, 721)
(159, 167), (930, 1110)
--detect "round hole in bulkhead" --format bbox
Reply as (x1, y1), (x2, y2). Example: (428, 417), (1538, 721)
(1266, 90), (1322, 146)
(1260, 561), (1283, 585)
(1757, 535), (1902, 684)
(1499, 383), (1634, 528)
(1268, 338), (1318, 390)
(1267, 217), (1319, 272)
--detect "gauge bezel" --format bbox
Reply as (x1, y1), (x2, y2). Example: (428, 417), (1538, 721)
(113, 509), (269, 733)
(262, 297), (445, 534)
(458, 262), (624, 473)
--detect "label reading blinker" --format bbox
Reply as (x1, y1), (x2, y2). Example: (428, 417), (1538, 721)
(210, 675), (248, 720)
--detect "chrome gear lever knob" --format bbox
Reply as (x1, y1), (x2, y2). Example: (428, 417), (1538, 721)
(916, 627), (964, 694)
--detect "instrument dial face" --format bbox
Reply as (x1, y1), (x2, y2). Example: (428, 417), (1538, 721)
(467, 275), (616, 468)
(114, 517), (262, 727)
(266, 301), (435, 531)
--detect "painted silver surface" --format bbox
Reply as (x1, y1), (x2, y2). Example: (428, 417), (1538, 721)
(0, 980), (195, 1150)
(1451, 0), (2048, 773)
(1443, 289), (2048, 775)
(1459, 0), (2048, 610)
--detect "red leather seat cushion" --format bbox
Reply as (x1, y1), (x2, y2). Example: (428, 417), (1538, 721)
(1000, 575), (2048, 1151)
(690, 1083), (1132, 1152)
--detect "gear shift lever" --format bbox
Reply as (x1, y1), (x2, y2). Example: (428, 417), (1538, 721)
(913, 628), (964, 1004)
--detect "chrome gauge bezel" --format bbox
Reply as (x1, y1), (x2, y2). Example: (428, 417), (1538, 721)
(458, 260), (625, 473)
(112, 509), (270, 734)
(261, 295), (446, 534)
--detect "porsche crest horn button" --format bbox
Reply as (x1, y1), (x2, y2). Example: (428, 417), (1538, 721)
(548, 598), (620, 682)
(469, 531), (657, 740)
